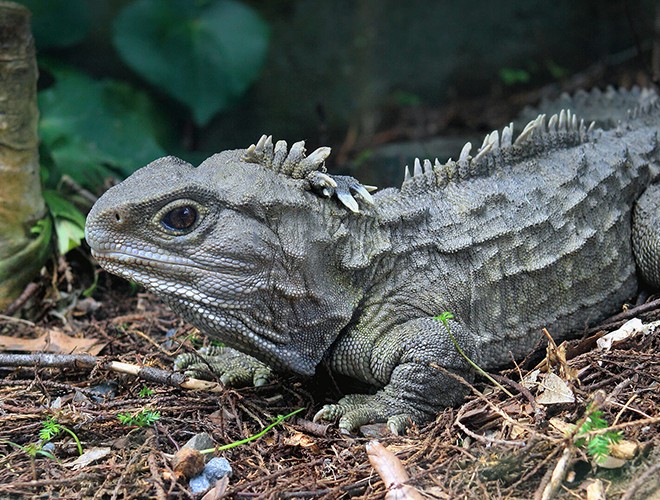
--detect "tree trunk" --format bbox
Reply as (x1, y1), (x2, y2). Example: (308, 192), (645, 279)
(0, 2), (51, 310)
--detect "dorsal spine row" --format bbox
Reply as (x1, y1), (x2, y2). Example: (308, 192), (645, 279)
(243, 134), (331, 179)
(400, 109), (595, 194)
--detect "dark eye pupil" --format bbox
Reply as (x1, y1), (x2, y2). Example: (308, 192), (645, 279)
(162, 205), (197, 231)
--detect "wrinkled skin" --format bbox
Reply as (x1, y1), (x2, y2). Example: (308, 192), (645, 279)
(86, 93), (660, 433)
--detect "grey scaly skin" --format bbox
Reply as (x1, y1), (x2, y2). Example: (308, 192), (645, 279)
(85, 88), (660, 434)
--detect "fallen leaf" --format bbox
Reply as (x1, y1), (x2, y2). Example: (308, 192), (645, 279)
(596, 318), (660, 350)
(65, 447), (111, 469)
(536, 372), (575, 405)
(522, 369), (540, 388)
(548, 417), (575, 436)
(595, 455), (627, 469)
(366, 440), (422, 500)
(586, 479), (606, 500)
(201, 476), (229, 500)
(283, 431), (319, 452)
(0, 328), (105, 355)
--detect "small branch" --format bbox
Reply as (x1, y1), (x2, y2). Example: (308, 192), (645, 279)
(432, 363), (534, 446)
(0, 353), (98, 368)
(536, 446), (574, 500)
(586, 297), (660, 334)
(0, 352), (223, 392)
(0, 314), (36, 327)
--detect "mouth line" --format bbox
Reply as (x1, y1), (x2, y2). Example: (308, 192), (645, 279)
(91, 248), (253, 274)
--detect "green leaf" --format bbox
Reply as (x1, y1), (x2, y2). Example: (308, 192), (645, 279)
(43, 191), (86, 227)
(43, 190), (86, 255)
(39, 417), (61, 441)
(16, 0), (91, 48)
(38, 67), (166, 189)
(113, 0), (270, 126)
(138, 386), (154, 398)
(498, 67), (531, 86)
(117, 409), (161, 427)
(53, 219), (86, 256)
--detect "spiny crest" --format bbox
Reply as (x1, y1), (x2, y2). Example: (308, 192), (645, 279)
(243, 134), (331, 179)
(628, 91), (660, 120)
(517, 86), (658, 130)
(243, 134), (377, 213)
(401, 108), (595, 193)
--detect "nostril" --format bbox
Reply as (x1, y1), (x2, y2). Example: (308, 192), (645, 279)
(114, 212), (123, 223)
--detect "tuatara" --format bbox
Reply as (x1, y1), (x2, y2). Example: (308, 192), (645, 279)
(85, 88), (660, 433)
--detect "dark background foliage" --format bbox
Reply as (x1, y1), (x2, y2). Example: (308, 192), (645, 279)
(16, 0), (657, 194)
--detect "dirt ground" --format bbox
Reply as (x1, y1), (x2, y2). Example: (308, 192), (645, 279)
(0, 248), (659, 499)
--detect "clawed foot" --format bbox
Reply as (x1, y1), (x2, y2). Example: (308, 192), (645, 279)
(174, 346), (272, 387)
(313, 393), (422, 435)
(307, 171), (377, 213)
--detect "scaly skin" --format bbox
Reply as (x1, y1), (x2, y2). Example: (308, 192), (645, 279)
(86, 88), (660, 433)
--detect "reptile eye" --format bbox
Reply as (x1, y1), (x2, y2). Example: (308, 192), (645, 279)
(161, 205), (198, 232)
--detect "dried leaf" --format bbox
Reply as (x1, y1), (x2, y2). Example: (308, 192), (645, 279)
(536, 372), (575, 405)
(0, 328), (105, 355)
(595, 455), (627, 469)
(548, 418), (575, 436)
(538, 329), (578, 380)
(200, 476), (229, 500)
(366, 440), (422, 500)
(284, 431), (320, 452)
(65, 447), (111, 469)
(522, 369), (540, 388)
(596, 318), (653, 350)
(586, 479), (606, 500)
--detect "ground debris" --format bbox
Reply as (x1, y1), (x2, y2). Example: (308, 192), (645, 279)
(1, 287), (659, 498)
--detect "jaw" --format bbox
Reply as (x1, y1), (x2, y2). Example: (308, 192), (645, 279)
(164, 295), (322, 376)
(92, 249), (331, 376)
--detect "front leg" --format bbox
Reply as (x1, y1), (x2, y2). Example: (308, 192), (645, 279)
(316, 317), (475, 434)
(174, 346), (272, 387)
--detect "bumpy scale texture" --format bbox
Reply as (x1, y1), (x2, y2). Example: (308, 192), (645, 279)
(86, 87), (660, 433)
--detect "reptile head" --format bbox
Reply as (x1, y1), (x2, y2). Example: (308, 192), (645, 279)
(85, 141), (362, 375)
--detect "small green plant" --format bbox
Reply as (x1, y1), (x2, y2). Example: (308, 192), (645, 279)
(575, 409), (622, 463)
(39, 416), (84, 456)
(186, 331), (204, 348)
(201, 408), (305, 454)
(138, 385), (154, 398)
(117, 409), (161, 427)
(1, 440), (57, 460)
(23, 442), (52, 459)
(545, 59), (568, 80)
(391, 89), (422, 106)
(433, 311), (513, 397)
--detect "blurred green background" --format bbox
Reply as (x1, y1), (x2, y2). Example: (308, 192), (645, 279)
(17, 0), (658, 192)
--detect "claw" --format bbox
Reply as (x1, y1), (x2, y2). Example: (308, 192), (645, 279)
(312, 172), (337, 189)
(336, 191), (360, 213)
(353, 184), (375, 205)
(173, 346), (271, 388)
(307, 172), (377, 213)
(313, 405), (336, 423)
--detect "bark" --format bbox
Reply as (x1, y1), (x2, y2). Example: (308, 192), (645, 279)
(0, 2), (51, 310)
